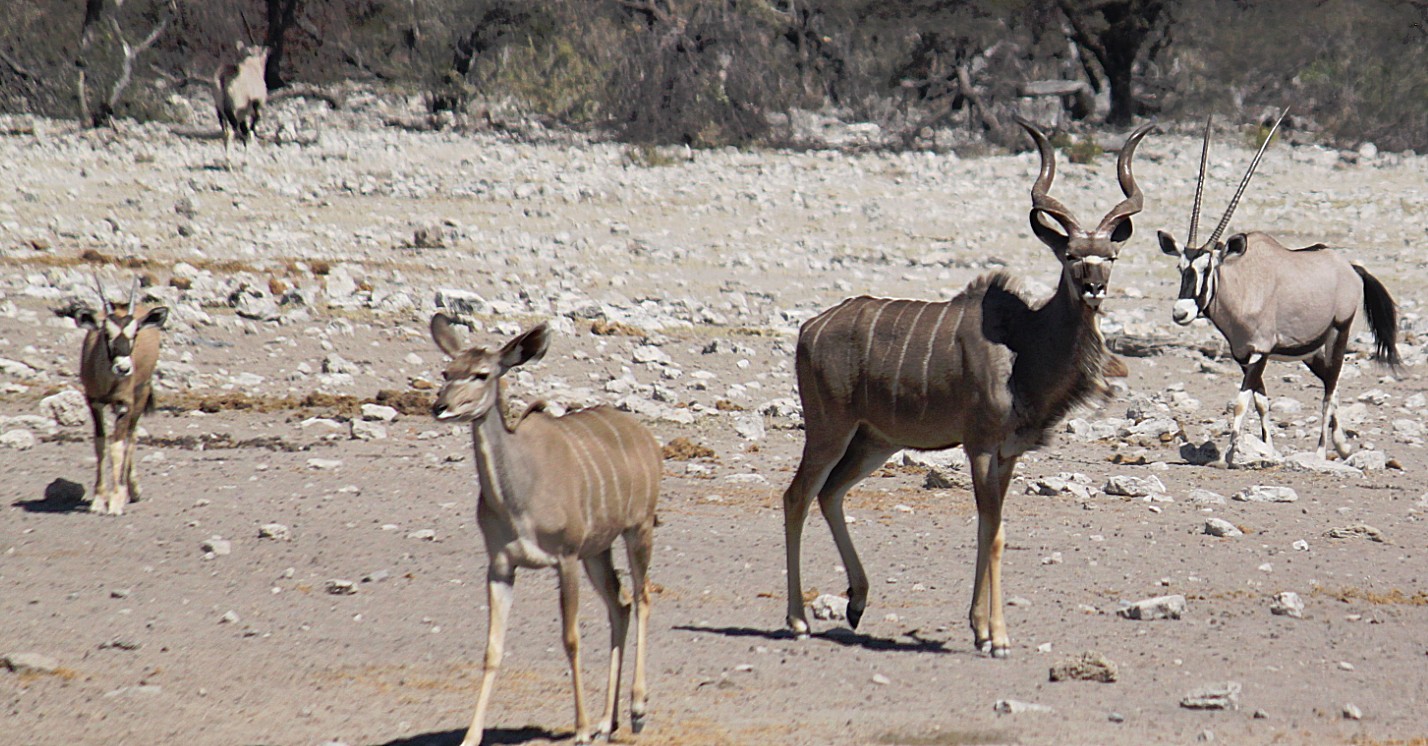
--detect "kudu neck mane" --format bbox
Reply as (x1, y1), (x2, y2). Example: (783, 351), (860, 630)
(990, 271), (1109, 442)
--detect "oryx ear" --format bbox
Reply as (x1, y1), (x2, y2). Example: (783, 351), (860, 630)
(1224, 233), (1249, 258)
(75, 309), (100, 330)
(1030, 211), (1069, 256)
(1157, 230), (1180, 256)
(139, 307), (169, 330)
(430, 313), (464, 357)
(1109, 217), (1134, 243)
(499, 323), (551, 371)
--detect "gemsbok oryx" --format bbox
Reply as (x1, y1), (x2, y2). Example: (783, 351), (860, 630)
(214, 42), (269, 154)
(67, 277), (169, 515)
(1157, 114), (1401, 465)
(428, 314), (661, 746)
(782, 117), (1156, 657)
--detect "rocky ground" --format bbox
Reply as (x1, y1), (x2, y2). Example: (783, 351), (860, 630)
(3, 95), (1428, 746)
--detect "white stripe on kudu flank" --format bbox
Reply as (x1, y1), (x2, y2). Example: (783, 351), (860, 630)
(921, 303), (957, 415)
(890, 303), (930, 406)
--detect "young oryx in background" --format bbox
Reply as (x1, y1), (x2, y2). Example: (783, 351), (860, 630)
(66, 276), (169, 515)
(1157, 113), (1400, 465)
(781, 118), (1156, 657)
(214, 42), (269, 156)
(428, 314), (661, 746)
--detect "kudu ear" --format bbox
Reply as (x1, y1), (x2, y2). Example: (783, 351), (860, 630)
(1224, 233), (1249, 258)
(430, 313), (465, 358)
(140, 307), (169, 330)
(1157, 230), (1180, 256)
(1030, 212), (1070, 256)
(1109, 217), (1134, 243)
(74, 308), (100, 330)
(500, 323), (551, 371)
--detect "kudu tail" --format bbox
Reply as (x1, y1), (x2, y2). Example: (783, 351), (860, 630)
(1353, 264), (1402, 369)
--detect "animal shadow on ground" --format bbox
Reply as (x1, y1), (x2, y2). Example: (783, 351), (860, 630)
(14, 478), (88, 513)
(674, 624), (954, 654)
(372, 726), (559, 746)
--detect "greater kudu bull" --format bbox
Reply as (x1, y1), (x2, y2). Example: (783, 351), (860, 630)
(1157, 115), (1401, 465)
(782, 118), (1156, 657)
(68, 277), (169, 515)
(429, 314), (661, 746)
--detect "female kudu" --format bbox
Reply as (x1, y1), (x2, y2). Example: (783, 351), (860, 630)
(429, 315), (661, 745)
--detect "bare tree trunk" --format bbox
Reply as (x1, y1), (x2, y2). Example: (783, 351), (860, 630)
(76, 0), (106, 126)
(1057, 0), (1165, 126)
(264, 0), (302, 90)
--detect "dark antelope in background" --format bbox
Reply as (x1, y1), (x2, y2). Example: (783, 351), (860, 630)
(781, 118), (1156, 657)
(1157, 113), (1401, 465)
(214, 42), (269, 154)
(68, 277), (169, 516)
(428, 315), (661, 746)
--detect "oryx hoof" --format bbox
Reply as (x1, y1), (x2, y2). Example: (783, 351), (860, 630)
(787, 615), (811, 639)
(631, 713), (647, 734)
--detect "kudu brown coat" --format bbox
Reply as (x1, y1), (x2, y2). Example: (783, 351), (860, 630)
(429, 315), (660, 746)
(782, 118), (1155, 656)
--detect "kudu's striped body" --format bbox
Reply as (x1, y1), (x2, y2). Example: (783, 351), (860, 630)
(1158, 115), (1400, 464)
(429, 315), (660, 746)
(69, 279), (169, 515)
(214, 42), (269, 154)
(783, 118), (1155, 656)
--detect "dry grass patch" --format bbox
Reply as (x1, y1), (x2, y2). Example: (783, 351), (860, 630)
(1314, 587), (1428, 606)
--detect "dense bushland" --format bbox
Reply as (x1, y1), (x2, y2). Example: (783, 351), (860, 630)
(2, 0), (1425, 150)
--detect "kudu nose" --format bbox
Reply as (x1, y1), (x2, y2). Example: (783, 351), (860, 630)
(1081, 282), (1106, 306)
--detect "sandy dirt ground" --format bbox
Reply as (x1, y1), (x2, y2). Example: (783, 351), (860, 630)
(3, 99), (1428, 746)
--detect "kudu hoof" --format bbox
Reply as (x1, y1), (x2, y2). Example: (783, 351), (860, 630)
(787, 615), (811, 639)
(846, 589), (865, 629)
(631, 713), (647, 734)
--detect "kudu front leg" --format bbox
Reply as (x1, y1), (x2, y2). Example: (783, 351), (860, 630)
(968, 451), (1014, 657)
(461, 562), (515, 746)
(557, 558), (593, 744)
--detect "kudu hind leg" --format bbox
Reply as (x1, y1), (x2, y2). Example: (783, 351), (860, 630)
(816, 435), (899, 630)
(623, 524), (654, 733)
(969, 452), (1015, 657)
(782, 427), (857, 636)
(461, 561), (515, 746)
(582, 550), (629, 740)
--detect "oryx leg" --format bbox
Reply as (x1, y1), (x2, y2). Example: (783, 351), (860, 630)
(461, 557), (515, 746)
(815, 432), (899, 631)
(89, 403), (110, 513)
(582, 549), (628, 741)
(1247, 360), (1273, 450)
(1228, 355), (1270, 465)
(782, 425), (857, 636)
(557, 557), (593, 745)
(104, 411), (134, 515)
(623, 524), (653, 734)
(969, 450), (1017, 657)
(1308, 340), (1350, 459)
